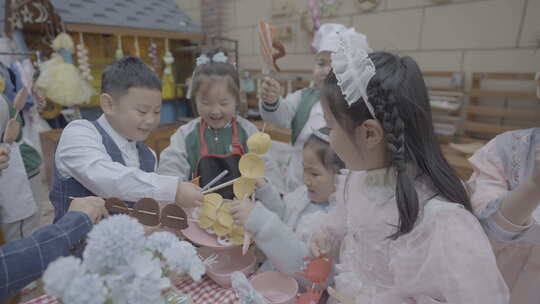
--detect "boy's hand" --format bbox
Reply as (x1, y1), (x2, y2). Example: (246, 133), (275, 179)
(69, 197), (108, 224)
(0, 146), (10, 171)
(175, 182), (203, 208)
(258, 76), (281, 105)
(230, 198), (256, 226)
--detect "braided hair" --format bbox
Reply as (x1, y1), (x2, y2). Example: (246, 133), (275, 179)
(321, 52), (471, 239)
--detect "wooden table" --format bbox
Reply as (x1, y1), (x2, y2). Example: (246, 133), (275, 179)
(23, 276), (238, 304)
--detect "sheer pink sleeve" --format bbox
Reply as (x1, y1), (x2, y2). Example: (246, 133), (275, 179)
(468, 139), (535, 247)
(468, 139), (508, 214)
(378, 203), (509, 304)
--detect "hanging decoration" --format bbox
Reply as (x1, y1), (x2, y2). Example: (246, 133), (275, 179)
(5, 0), (63, 48)
(35, 32), (94, 107)
(76, 32), (93, 82)
(148, 39), (159, 72)
(115, 35), (124, 60)
(134, 36), (141, 57)
(162, 39), (176, 100)
(355, 0), (382, 12)
(301, 0), (344, 34)
(308, 0), (321, 32)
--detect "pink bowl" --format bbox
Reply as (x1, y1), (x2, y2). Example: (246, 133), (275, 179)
(250, 272), (299, 304)
(198, 247), (256, 288)
(182, 208), (239, 250)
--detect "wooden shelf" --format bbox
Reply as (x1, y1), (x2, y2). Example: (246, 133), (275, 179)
(469, 89), (537, 100)
(465, 105), (540, 120)
(462, 121), (520, 136)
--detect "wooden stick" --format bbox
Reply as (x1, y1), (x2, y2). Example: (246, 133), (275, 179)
(261, 122), (267, 133)
(201, 170), (229, 191)
(201, 177), (241, 194)
(242, 193), (254, 255)
(134, 36), (140, 57)
(164, 215), (198, 222)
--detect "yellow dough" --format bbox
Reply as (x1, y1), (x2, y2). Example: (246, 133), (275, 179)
(197, 193), (224, 229)
(204, 193), (223, 208)
(247, 132), (271, 155)
(239, 153), (265, 179)
(0, 76), (5, 94)
(230, 225), (245, 245)
(233, 177), (257, 200)
(213, 222), (232, 236)
(216, 204), (233, 225)
(200, 204), (218, 221)
(198, 214), (215, 229)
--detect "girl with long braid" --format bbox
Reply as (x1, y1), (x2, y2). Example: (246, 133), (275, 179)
(310, 31), (509, 303)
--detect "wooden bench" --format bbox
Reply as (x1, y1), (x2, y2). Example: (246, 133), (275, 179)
(423, 71), (466, 145)
(442, 72), (538, 180)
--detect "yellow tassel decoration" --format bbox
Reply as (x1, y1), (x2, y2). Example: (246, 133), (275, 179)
(162, 39), (176, 100)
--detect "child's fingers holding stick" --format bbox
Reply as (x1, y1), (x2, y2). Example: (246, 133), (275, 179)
(230, 195), (255, 226)
(259, 76), (281, 104)
(310, 230), (330, 257)
(0, 145), (10, 172)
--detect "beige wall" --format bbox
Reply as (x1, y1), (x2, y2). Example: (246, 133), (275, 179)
(178, 0), (540, 76)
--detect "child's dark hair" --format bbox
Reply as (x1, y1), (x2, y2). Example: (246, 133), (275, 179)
(304, 134), (345, 173)
(101, 56), (161, 97)
(321, 52), (471, 239)
(191, 50), (240, 103)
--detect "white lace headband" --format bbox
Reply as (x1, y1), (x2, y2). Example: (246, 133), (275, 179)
(331, 29), (376, 117)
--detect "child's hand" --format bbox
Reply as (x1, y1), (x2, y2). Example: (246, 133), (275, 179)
(256, 177), (266, 188)
(310, 230), (330, 257)
(0, 146), (10, 171)
(258, 76), (281, 105)
(175, 182), (203, 208)
(69, 196), (109, 224)
(230, 198), (256, 226)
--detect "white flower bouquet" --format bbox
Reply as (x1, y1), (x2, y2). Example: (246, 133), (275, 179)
(43, 215), (212, 304)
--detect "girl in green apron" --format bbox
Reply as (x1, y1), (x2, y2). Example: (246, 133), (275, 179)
(159, 52), (272, 199)
(258, 24), (371, 193)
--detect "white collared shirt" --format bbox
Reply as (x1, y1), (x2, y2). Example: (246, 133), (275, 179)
(55, 115), (178, 202)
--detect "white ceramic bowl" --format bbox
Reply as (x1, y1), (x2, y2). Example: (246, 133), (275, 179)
(250, 272), (299, 304)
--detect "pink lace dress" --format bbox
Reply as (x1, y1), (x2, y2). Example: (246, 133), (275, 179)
(320, 168), (509, 304)
(468, 128), (540, 304)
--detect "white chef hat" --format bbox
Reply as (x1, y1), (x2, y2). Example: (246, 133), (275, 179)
(312, 23), (347, 53)
(312, 24), (371, 54)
